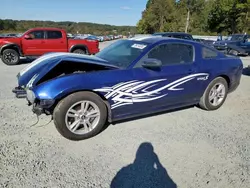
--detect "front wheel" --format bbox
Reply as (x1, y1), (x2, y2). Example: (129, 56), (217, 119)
(199, 77), (228, 111)
(53, 91), (107, 140)
(1, 49), (20, 65)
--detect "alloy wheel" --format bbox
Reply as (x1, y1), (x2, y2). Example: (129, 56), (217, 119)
(3, 52), (18, 63)
(208, 83), (226, 106)
(65, 100), (101, 135)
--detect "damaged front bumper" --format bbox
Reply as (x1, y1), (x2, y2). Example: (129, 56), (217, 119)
(12, 86), (55, 116)
(32, 103), (45, 116)
(31, 100), (55, 116)
(12, 86), (27, 98)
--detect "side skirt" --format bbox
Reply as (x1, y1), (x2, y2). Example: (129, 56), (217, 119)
(110, 101), (199, 123)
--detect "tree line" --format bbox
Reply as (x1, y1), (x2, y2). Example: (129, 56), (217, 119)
(1, 0), (249, 36)
(137, 0), (250, 35)
(0, 19), (137, 35)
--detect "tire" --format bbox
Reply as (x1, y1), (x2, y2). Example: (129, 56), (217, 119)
(199, 77), (228, 111)
(228, 49), (238, 56)
(72, 49), (86, 54)
(1, 49), (20, 65)
(53, 91), (107, 141)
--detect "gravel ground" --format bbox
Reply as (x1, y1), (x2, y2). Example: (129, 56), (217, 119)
(0, 41), (250, 188)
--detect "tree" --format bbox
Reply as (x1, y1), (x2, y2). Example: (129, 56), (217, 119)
(207, 0), (250, 34)
(137, 0), (176, 34)
(0, 19), (136, 35)
(137, 0), (250, 35)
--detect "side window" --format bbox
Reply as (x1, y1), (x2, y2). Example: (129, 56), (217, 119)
(202, 47), (218, 59)
(147, 43), (194, 66)
(183, 35), (192, 40)
(47, 31), (62, 39)
(163, 34), (173, 38)
(172, 35), (182, 39)
(28, 30), (44, 39)
(245, 35), (250, 43)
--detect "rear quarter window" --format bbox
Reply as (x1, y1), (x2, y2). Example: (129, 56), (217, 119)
(202, 47), (218, 59)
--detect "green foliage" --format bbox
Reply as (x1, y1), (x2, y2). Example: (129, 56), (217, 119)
(137, 0), (250, 35)
(0, 19), (137, 35)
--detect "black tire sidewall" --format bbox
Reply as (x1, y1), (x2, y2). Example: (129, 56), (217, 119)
(2, 49), (20, 65)
(229, 49), (238, 56)
(53, 92), (107, 140)
(203, 77), (228, 110)
(73, 49), (86, 54)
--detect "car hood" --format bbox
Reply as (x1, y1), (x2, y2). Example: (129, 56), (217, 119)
(0, 37), (21, 46)
(17, 52), (119, 88)
(214, 40), (239, 45)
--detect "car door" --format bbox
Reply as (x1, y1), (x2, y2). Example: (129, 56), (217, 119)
(130, 42), (207, 114)
(43, 30), (68, 53)
(22, 30), (47, 55)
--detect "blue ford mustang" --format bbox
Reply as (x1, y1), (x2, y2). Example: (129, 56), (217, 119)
(13, 36), (243, 140)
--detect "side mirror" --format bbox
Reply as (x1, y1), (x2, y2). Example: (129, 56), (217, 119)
(24, 34), (31, 39)
(142, 58), (162, 69)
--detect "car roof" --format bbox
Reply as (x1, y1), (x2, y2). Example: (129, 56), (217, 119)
(27, 27), (64, 31)
(128, 35), (193, 44)
(128, 36), (219, 51)
(230, 33), (245, 35)
(153, 32), (192, 36)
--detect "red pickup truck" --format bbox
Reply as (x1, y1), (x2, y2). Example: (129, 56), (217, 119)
(0, 27), (99, 65)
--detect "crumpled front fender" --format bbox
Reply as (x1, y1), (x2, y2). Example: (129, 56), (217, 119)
(32, 74), (103, 101)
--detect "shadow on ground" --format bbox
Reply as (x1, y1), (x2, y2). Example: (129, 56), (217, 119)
(18, 59), (34, 65)
(110, 142), (177, 188)
(242, 66), (250, 76)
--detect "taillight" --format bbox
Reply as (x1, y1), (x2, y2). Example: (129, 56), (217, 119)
(86, 39), (99, 48)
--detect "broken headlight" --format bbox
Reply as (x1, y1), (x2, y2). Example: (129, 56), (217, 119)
(26, 89), (35, 104)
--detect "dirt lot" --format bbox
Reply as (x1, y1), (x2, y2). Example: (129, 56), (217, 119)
(0, 41), (250, 188)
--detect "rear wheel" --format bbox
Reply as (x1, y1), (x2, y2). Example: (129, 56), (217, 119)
(199, 77), (228, 111)
(73, 49), (86, 54)
(1, 49), (20, 65)
(53, 91), (107, 141)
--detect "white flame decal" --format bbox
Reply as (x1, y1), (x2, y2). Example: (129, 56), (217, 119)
(94, 73), (209, 109)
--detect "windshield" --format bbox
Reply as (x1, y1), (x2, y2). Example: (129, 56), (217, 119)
(227, 34), (244, 41)
(95, 39), (149, 68)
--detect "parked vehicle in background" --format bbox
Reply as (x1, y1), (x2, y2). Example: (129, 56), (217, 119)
(213, 33), (250, 56)
(194, 38), (215, 47)
(193, 38), (205, 42)
(108, 35), (114, 40)
(0, 27), (99, 65)
(97, 36), (104, 42)
(13, 36), (243, 140)
(85, 35), (99, 41)
(152, 32), (194, 40)
(0, 33), (20, 38)
(105, 36), (111, 41)
(74, 34), (88, 39)
(5, 33), (19, 37)
(202, 39), (215, 47)
(67, 33), (74, 39)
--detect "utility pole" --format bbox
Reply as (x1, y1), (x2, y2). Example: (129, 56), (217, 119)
(185, 0), (191, 33)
